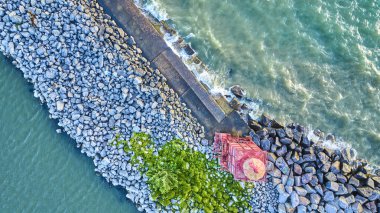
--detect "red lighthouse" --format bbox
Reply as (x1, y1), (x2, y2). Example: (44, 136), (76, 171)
(213, 133), (267, 182)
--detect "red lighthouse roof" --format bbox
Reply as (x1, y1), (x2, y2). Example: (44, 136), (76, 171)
(213, 133), (267, 182)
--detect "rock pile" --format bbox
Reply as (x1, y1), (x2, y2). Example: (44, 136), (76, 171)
(0, 0), (278, 212)
(247, 113), (380, 212)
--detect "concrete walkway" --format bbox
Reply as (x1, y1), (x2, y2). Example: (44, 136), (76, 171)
(98, 0), (250, 138)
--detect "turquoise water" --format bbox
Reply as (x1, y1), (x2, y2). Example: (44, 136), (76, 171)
(140, 0), (380, 164)
(0, 55), (137, 212)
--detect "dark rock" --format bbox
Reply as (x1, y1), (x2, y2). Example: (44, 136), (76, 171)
(301, 173), (313, 184)
(280, 138), (292, 145)
(184, 44), (195, 55)
(293, 131), (302, 143)
(256, 128), (268, 139)
(259, 113), (271, 127)
(248, 119), (262, 131)
(271, 119), (284, 129)
(323, 191), (335, 202)
(249, 131), (261, 146)
(301, 136), (311, 147)
(326, 181), (339, 192)
(230, 85), (246, 98)
(276, 145), (288, 157)
(326, 134), (335, 142)
(229, 97), (241, 111)
(260, 139), (271, 151)
(276, 129), (286, 138)
(357, 187), (373, 198)
(268, 129), (277, 137)
(276, 157), (290, 175)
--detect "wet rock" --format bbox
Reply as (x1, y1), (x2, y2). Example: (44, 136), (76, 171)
(248, 119), (262, 131)
(301, 136), (311, 147)
(271, 119), (284, 129)
(259, 113), (271, 127)
(230, 85), (246, 98)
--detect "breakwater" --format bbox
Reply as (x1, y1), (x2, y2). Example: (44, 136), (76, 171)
(0, 0), (274, 212)
(0, 0), (379, 212)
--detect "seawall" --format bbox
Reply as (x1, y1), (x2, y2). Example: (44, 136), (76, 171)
(98, 0), (251, 139)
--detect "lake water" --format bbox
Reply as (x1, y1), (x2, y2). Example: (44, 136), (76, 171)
(0, 56), (137, 212)
(137, 0), (380, 164)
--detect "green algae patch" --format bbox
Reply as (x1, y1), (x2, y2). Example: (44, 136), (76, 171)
(112, 133), (253, 212)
